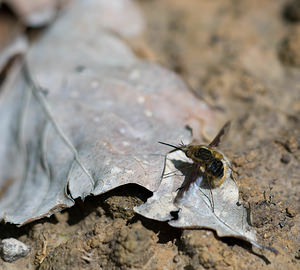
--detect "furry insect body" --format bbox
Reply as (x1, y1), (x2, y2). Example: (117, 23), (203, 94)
(159, 121), (232, 203)
(159, 142), (231, 188)
(185, 145), (228, 187)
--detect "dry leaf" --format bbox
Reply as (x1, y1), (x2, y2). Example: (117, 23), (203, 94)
(0, 0), (214, 225)
(135, 150), (278, 253)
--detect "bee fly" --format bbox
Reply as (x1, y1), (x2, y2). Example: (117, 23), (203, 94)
(159, 121), (233, 208)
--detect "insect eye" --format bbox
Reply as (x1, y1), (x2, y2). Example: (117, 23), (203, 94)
(194, 148), (212, 161)
(207, 158), (224, 177)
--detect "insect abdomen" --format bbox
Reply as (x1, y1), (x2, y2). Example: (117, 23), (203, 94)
(207, 158), (224, 178)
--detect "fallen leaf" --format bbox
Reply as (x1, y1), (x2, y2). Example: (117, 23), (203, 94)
(135, 149), (278, 253)
(0, 0), (214, 225)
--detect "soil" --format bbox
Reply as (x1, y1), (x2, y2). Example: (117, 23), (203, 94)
(1, 0), (300, 269)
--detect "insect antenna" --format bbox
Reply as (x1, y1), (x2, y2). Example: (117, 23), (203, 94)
(158, 141), (184, 151)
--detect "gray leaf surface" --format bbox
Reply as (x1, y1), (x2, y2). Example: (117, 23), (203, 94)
(135, 150), (276, 252)
(0, 0), (213, 225)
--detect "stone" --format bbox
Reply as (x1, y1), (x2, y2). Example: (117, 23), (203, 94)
(0, 238), (30, 262)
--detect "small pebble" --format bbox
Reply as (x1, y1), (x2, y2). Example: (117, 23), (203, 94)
(173, 255), (180, 263)
(283, 0), (300, 22)
(280, 154), (291, 164)
(295, 249), (300, 260)
(279, 27), (300, 67)
(279, 219), (287, 228)
(286, 206), (297, 217)
(0, 238), (30, 262)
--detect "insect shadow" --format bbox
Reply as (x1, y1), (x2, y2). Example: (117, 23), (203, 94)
(168, 159), (211, 190)
(166, 158), (215, 211)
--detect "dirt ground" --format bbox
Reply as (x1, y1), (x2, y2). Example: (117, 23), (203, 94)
(1, 0), (300, 269)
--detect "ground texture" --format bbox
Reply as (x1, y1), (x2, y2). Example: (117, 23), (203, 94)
(0, 0), (300, 269)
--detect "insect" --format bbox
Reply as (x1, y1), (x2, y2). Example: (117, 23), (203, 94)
(159, 121), (232, 208)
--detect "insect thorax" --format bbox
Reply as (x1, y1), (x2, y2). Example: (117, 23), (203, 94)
(186, 145), (223, 163)
(185, 145), (231, 188)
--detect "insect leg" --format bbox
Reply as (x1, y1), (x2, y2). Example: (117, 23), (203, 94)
(207, 177), (215, 212)
(160, 147), (180, 182)
(163, 163), (194, 177)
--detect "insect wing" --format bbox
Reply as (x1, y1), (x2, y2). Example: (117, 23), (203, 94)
(208, 121), (231, 147)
